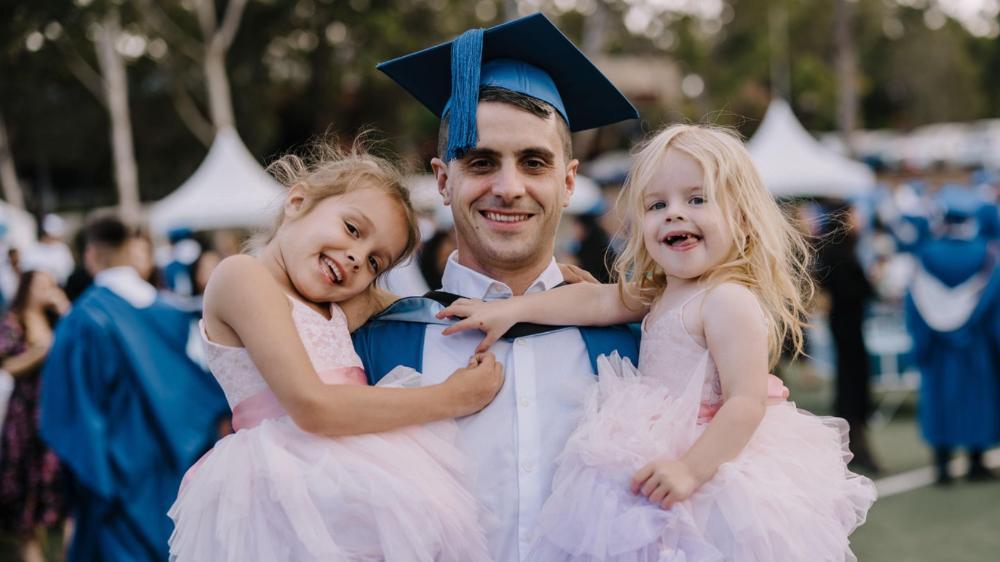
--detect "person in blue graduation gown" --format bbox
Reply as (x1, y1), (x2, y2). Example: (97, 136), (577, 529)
(352, 14), (644, 561)
(905, 192), (1000, 484)
(39, 217), (228, 562)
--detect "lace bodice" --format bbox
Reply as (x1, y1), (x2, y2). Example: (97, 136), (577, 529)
(201, 297), (363, 409)
(638, 296), (723, 417)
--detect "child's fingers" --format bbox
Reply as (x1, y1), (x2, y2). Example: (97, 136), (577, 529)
(640, 475), (660, 497)
(476, 352), (496, 370)
(475, 332), (502, 353)
(660, 490), (681, 509)
(441, 319), (481, 336)
(648, 482), (670, 504)
(631, 465), (653, 494)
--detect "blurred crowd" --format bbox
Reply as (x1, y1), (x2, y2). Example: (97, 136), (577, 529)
(0, 165), (996, 560)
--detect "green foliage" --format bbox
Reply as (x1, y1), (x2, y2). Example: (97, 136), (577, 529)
(1, 0), (999, 212)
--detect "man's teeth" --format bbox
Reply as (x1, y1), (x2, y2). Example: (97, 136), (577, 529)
(322, 257), (342, 282)
(484, 212), (530, 223)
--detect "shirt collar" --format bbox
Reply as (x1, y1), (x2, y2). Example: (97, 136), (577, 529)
(93, 266), (158, 309)
(440, 251), (564, 300)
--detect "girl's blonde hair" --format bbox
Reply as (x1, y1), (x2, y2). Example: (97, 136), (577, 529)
(615, 124), (813, 366)
(251, 137), (420, 276)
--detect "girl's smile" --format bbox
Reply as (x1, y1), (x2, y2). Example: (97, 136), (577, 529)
(642, 148), (734, 284)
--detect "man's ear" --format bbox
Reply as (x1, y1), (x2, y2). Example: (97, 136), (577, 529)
(562, 158), (580, 208)
(283, 183), (308, 218)
(431, 157), (451, 206)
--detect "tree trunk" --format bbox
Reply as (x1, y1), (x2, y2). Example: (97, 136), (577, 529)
(95, 11), (141, 224)
(835, 0), (858, 155)
(503, 0), (519, 21)
(768, 2), (791, 100)
(0, 111), (26, 210)
(582, 0), (611, 56)
(204, 41), (235, 131)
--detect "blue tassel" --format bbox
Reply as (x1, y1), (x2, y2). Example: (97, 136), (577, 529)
(446, 28), (484, 161)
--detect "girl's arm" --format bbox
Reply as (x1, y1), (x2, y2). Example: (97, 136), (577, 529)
(205, 255), (503, 438)
(438, 282), (649, 353)
(1, 343), (50, 376)
(632, 283), (769, 508)
(1, 312), (54, 377)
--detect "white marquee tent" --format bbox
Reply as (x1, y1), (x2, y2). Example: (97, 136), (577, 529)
(0, 201), (37, 249)
(747, 98), (875, 198)
(148, 127), (285, 235)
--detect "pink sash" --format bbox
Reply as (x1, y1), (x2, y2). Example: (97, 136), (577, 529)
(180, 366), (367, 491)
(697, 374), (790, 423)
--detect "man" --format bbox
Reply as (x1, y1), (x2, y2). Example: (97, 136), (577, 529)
(39, 216), (228, 562)
(352, 14), (641, 560)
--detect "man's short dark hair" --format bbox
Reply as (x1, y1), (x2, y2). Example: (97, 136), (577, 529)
(438, 86), (573, 162)
(85, 216), (131, 250)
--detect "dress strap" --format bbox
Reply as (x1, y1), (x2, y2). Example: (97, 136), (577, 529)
(677, 286), (713, 312)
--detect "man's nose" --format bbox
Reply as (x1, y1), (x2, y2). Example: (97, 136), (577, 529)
(490, 165), (526, 202)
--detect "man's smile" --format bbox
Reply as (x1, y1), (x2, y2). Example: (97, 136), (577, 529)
(478, 209), (535, 228)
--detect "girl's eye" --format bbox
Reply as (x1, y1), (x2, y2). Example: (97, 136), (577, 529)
(647, 201), (666, 211)
(689, 196), (706, 206)
(346, 222), (360, 237)
(368, 256), (380, 273)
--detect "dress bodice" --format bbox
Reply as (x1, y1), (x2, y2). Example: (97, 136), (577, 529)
(201, 298), (364, 409)
(638, 296), (723, 417)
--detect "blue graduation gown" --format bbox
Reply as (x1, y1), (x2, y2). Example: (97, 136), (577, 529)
(905, 240), (1000, 449)
(39, 287), (228, 562)
(352, 296), (640, 383)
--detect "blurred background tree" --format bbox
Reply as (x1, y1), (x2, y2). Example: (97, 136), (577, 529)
(1, 0), (998, 214)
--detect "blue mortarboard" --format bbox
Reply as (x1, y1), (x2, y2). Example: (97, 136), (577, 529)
(377, 13), (639, 161)
(935, 184), (983, 221)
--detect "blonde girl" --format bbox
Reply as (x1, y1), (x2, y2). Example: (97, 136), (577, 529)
(440, 124), (876, 561)
(168, 141), (500, 561)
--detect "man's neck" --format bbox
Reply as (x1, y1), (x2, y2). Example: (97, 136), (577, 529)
(454, 251), (553, 296)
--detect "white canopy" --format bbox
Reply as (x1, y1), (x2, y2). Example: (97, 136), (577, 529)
(747, 98), (874, 198)
(0, 201), (37, 250)
(148, 128), (285, 235)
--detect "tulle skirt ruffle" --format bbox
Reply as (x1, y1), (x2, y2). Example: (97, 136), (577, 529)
(529, 354), (877, 562)
(168, 368), (490, 562)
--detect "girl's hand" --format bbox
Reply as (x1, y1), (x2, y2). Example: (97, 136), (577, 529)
(441, 352), (505, 417)
(631, 458), (703, 509)
(437, 299), (519, 353)
(557, 263), (599, 285)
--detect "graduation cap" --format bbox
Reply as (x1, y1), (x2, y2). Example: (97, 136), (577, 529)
(377, 13), (639, 161)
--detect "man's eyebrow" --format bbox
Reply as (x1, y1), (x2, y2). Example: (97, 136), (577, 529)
(460, 148), (501, 161)
(519, 147), (556, 161)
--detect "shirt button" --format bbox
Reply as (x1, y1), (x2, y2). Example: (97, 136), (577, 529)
(521, 461), (535, 473)
(519, 396), (531, 408)
(516, 339), (527, 347)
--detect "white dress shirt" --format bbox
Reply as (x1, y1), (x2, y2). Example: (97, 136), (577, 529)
(420, 253), (596, 562)
(93, 266), (157, 309)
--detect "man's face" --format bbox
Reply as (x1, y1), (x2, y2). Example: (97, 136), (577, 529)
(431, 101), (578, 273)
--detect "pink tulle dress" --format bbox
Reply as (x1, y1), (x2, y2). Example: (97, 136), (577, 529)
(529, 292), (877, 562)
(167, 297), (490, 562)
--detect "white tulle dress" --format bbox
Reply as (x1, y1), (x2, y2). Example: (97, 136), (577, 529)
(528, 293), (877, 562)
(167, 297), (490, 562)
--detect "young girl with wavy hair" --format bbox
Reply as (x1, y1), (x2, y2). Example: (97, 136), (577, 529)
(168, 141), (500, 561)
(441, 124), (876, 561)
